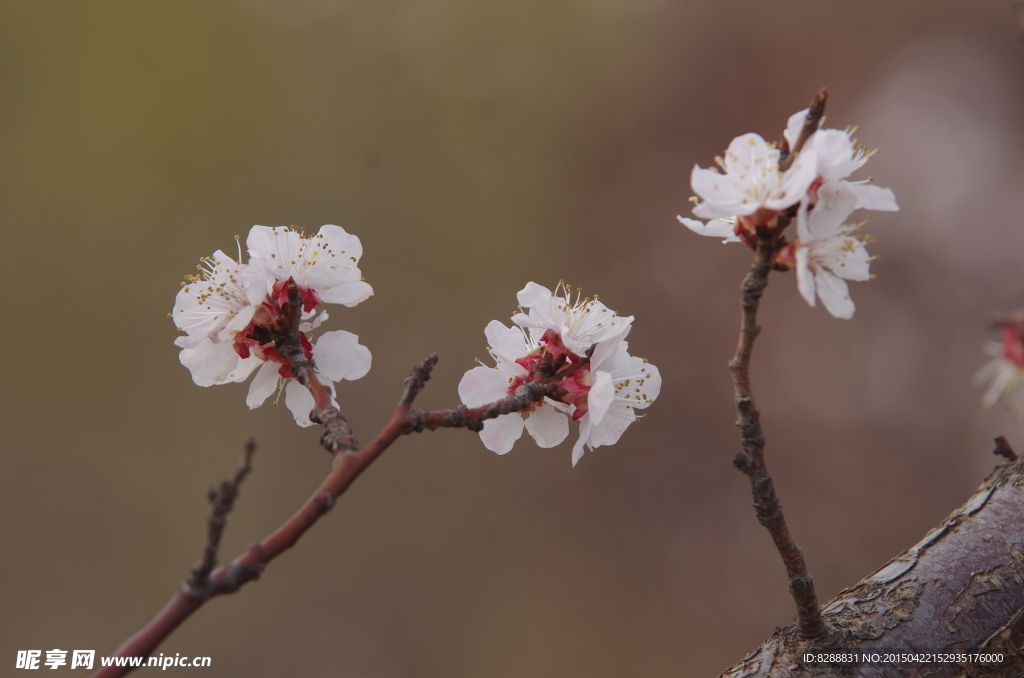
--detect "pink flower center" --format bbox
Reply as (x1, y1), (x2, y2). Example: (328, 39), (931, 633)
(506, 330), (595, 420)
(229, 277), (321, 376)
(1001, 324), (1024, 368)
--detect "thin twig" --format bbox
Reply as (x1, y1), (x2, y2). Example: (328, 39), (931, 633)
(90, 353), (554, 678)
(779, 88), (827, 171)
(185, 440), (256, 597)
(729, 230), (827, 641)
(404, 381), (567, 434)
(994, 435), (1018, 462)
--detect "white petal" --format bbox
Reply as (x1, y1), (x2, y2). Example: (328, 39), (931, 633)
(595, 339), (630, 371)
(590, 323), (631, 371)
(512, 282), (558, 331)
(677, 216), (740, 243)
(284, 378), (330, 427)
(479, 414), (525, 454)
(524, 402), (569, 448)
(809, 129), (859, 180)
(588, 405), (635, 448)
(796, 197), (812, 242)
(773, 149), (818, 209)
(587, 371), (615, 425)
(316, 280), (374, 307)
(826, 238), (872, 281)
(784, 108), (808, 148)
(239, 265), (273, 305)
(795, 247), (816, 308)
(178, 341), (244, 387)
(806, 181), (857, 240)
(516, 281), (553, 311)
(216, 304), (257, 343)
(299, 310), (329, 334)
(632, 360), (662, 409)
(246, 361), (281, 408)
(246, 225), (298, 266)
(458, 365), (513, 407)
(225, 354), (263, 383)
(851, 183), (899, 211)
(484, 320), (530, 361)
(690, 166), (749, 218)
(721, 133), (767, 174)
(313, 330), (372, 382)
(317, 224), (363, 262)
(571, 419), (592, 467)
(815, 270), (855, 319)
(174, 334), (205, 349)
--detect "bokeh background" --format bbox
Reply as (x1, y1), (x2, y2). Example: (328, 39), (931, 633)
(3, 1), (1024, 676)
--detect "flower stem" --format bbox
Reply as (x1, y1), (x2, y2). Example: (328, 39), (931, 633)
(729, 231), (828, 641)
(277, 277), (359, 453)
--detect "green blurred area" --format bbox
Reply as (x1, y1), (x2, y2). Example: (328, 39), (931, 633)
(2, 2), (1024, 676)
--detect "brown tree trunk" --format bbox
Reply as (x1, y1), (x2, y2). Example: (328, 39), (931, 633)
(720, 455), (1024, 678)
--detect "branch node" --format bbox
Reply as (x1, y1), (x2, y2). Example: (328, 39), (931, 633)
(994, 435), (1018, 462)
(401, 353), (439, 407)
(184, 440), (256, 599)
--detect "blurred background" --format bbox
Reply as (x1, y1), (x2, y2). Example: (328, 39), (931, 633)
(2, 1), (1024, 676)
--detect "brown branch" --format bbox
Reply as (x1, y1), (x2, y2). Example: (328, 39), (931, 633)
(720, 453), (1024, 678)
(729, 230), (827, 641)
(184, 439), (256, 597)
(404, 381), (567, 433)
(276, 278), (358, 453)
(90, 353), (553, 678)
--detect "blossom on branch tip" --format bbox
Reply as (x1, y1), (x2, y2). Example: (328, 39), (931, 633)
(681, 130), (818, 242)
(459, 282), (660, 466)
(787, 109), (899, 213)
(975, 316), (1024, 419)
(171, 226), (373, 425)
(681, 98), (898, 319)
(247, 224), (373, 309)
(680, 105), (898, 248)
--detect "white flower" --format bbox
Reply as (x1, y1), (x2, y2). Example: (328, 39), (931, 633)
(458, 321), (570, 455)
(172, 250), (267, 386)
(792, 183), (873, 320)
(681, 108), (899, 243)
(975, 321), (1024, 419)
(689, 133), (818, 220)
(173, 227), (374, 425)
(680, 129), (818, 239)
(571, 340), (661, 467)
(460, 282), (659, 466)
(172, 250), (266, 348)
(245, 330), (372, 427)
(246, 224), (373, 308)
(511, 281), (632, 359)
(786, 109), (899, 213)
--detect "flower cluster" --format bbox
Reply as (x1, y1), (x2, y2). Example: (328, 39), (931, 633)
(975, 314), (1024, 419)
(679, 106), (898, 319)
(459, 282), (661, 466)
(171, 225), (372, 426)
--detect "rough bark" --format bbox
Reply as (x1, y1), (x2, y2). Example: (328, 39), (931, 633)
(719, 454), (1024, 678)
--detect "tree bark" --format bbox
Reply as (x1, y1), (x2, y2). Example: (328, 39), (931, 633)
(720, 454), (1024, 678)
